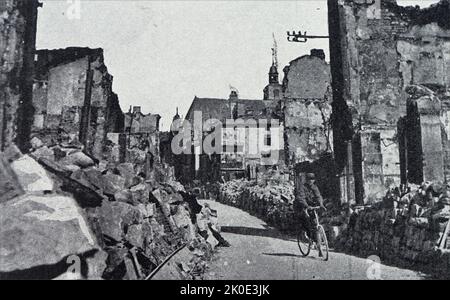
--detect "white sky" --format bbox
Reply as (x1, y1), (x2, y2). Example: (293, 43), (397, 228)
(37, 0), (438, 130)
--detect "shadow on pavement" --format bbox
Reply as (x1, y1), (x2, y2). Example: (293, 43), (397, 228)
(221, 226), (294, 241)
(262, 252), (303, 258)
(262, 252), (322, 261)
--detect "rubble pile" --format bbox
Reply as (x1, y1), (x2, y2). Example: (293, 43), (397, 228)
(334, 183), (450, 279)
(218, 179), (296, 231)
(320, 203), (353, 245)
(0, 139), (222, 280)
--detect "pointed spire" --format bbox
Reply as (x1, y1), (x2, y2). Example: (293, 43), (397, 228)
(268, 33), (279, 84)
(173, 107), (180, 121)
(272, 33), (278, 69)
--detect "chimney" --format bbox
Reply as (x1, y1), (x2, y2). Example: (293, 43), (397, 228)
(229, 90), (239, 101)
(133, 106), (141, 114)
(310, 49), (326, 60)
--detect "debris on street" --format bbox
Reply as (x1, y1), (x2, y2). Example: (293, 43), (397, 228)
(334, 183), (450, 279)
(0, 140), (223, 280)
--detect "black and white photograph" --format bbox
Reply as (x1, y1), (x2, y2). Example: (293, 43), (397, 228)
(1, 0), (450, 284)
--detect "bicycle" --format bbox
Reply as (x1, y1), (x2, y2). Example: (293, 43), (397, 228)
(296, 206), (329, 261)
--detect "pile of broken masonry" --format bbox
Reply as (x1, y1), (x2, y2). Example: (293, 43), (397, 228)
(0, 138), (222, 280)
(334, 183), (450, 279)
(218, 179), (296, 231)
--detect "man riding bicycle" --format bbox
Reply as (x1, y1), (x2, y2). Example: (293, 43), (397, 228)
(294, 173), (326, 257)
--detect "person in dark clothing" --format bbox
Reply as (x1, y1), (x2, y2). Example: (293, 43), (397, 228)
(294, 173), (326, 256)
(180, 191), (203, 223)
(180, 191), (230, 247)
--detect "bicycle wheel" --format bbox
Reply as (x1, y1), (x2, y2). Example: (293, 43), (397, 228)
(317, 225), (329, 261)
(297, 229), (311, 257)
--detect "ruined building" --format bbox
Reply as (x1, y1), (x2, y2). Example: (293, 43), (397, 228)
(0, 1), (223, 280)
(124, 106), (161, 165)
(282, 49), (333, 166)
(159, 109), (196, 184)
(328, 0), (450, 204)
(0, 0), (40, 152)
(0, 0), (40, 202)
(32, 48), (124, 160)
(281, 49), (336, 199)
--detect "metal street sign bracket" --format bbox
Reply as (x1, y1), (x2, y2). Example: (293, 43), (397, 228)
(287, 31), (329, 43)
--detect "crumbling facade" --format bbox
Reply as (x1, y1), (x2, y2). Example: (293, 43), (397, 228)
(32, 48), (124, 159)
(328, 0), (450, 204)
(0, 0), (40, 202)
(96, 105), (163, 179)
(281, 50), (337, 199)
(124, 106), (161, 164)
(0, 0), (40, 152)
(282, 49), (333, 166)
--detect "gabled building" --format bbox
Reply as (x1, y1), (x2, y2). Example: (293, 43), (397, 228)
(184, 90), (285, 183)
(181, 50), (287, 183)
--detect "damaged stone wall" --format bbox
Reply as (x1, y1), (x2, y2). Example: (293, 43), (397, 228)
(121, 106), (162, 180)
(0, 0), (39, 152)
(328, 0), (450, 204)
(359, 126), (400, 203)
(333, 183), (450, 279)
(401, 86), (447, 185)
(218, 179), (296, 232)
(124, 106), (160, 134)
(32, 48), (124, 160)
(282, 50), (333, 167)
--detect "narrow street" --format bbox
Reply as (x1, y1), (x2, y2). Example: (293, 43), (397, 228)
(202, 200), (428, 280)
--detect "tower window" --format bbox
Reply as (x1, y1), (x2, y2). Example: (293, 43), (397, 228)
(273, 89), (280, 97)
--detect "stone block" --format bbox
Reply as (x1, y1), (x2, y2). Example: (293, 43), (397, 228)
(130, 183), (150, 204)
(10, 155), (54, 193)
(125, 224), (144, 249)
(32, 146), (55, 161)
(101, 173), (126, 196)
(0, 194), (100, 273)
(0, 152), (24, 203)
(114, 190), (134, 205)
(60, 151), (95, 169)
(95, 201), (143, 242)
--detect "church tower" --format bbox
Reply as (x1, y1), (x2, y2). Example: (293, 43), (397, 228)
(173, 107), (181, 122)
(264, 34), (283, 101)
